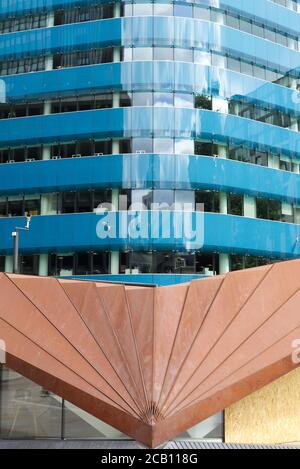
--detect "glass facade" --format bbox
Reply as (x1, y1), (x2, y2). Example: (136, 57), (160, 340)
(0, 0), (299, 284)
(0, 366), (128, 439)
(0, 365), (223, 441)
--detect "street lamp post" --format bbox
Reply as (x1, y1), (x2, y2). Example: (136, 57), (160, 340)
(12, 215), (32, 274)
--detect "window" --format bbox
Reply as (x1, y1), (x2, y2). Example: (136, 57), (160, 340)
(281, 202), (294, 223)
(133, 4), (153, 16)
(119, 139), (132, 153)
(153, 93), (173, 107)
(131, 190), (153, 210)
(24, 196), (40, 216)
(196, 253), (219, 275)
(119, 190), (131, 211)
(228, 194), (243, 217)
(7, 196), (24, 217)
(174, 253), (195, 274)
(196, 191), (220, 213)
(0, 367), (62, 438)
(174, 139), (194, 155)
(153, 190), (174, 210)
(257, 198), (282, 221)
(94, 140), (112, 156)
(174, 4), (193, 17)
(132, 138), (153, 154)
(120, 93), (132, 107)
(154, 4), (173, 16)
(132, 93), (153, 107)
(61, 192), (76, 214)
(0, 256), (5, 272)
(195, 141), (213, 156)
(77, 192), (92, 213)
(75, 252), (90, 275)
(49, 254), (74, 276)
(153, 138), (174, 154)
(153, 48), (174, 61)
(155, 252), (174, 274)
(128, 252), (153, 274)
(175, 190), (195, 211)
(174, 48), (193, 62)
(91, 252), (109, 274)
(132, 48), (153, 61)
(230, 255), (244, 271)
(20, 255), (39, 275)
(194, 7), (211, 21)
(195, 95), (212, 110)
(93, 190), (112, 212)
(174, 93), (194, 109)
(227, 57), (241, 73)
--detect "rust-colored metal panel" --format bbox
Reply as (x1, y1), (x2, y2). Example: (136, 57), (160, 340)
(0, 260), (300, 447)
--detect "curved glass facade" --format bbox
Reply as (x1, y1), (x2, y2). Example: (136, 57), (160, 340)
(1, 0), (300, 283)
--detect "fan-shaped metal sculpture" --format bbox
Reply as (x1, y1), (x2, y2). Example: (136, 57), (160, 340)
(1, 259), (300, 447)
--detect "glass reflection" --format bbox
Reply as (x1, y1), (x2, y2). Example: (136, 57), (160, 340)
(0, 367), (62, 438)
(154, 47), (174, 60)
(175, 93), (194, 108)
(153, 92), (173, 107)
(64, 401), (127, 439)
(175, 190), (195, 211)
(177, 412), (223, 440)
(153, 138), (174, 153)
(131, 189), (153, 209)
(132, 138), (153, 153)
(174, 139), (194, 154)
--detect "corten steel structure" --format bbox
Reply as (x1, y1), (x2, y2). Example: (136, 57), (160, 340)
(2, 0), (300, 446)
(1, 259), (300, 447)
(1, 1), (300, 284)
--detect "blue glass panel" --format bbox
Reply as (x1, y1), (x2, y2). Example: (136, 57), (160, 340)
(1, 154), (299, 205)
(0, 211), (298, 259)
(2, 18), (300, 78)
(2, 0), (300, 40)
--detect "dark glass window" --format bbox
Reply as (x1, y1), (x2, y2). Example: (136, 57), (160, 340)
(91, 252), (109, 274)
(130, 252), (153, 274)
(0, 256), (5, 272)
(155, 252), (174, 274)
(257, 198), (282, 221)
(7, 199), (23, 217)
(93, 190), (112, 211)
(49, 254), (74, 276)
(20, 255), (39, 275)
(173, 253), (195, 274)
(195, 141), (213, 156)
(76, 192), (92, 213)
(24, 198), (40, 216)
(230, 255), (244, 271)
(196, 191), (220, 213)
(228, 194), (243, 216)
(75, 252), (90, 275)
(94, 140), (112, 155)
(62, 192), (76, 214)
(196, 253), (219, 275)
(0, 199), (6, 217)
(119, 139), (132, 153)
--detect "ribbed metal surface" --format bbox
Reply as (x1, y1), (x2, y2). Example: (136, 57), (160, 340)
(0, 440), (297, 449)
